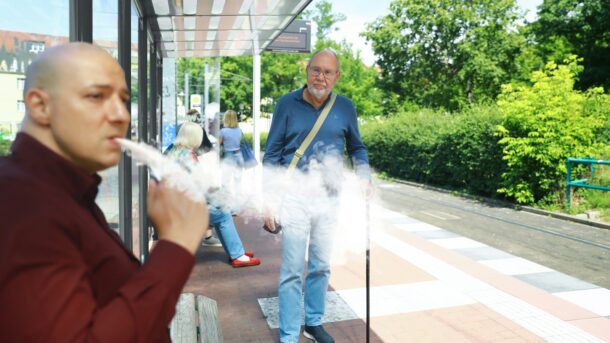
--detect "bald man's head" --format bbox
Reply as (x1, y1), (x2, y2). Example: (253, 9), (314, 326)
(21, 42), (130, 173)
(24, 43), (112, 100)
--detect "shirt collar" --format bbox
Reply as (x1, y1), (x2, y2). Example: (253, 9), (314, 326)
(10, 133), (102, 203)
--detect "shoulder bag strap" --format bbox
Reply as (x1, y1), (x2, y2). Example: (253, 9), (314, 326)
(288, 92), (337, 171)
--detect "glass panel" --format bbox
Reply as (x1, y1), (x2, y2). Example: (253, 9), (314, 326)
(93, 0), (119, 57)
(93, 0), (120, 231)
(162, 58), (177, 151)
(0, 0), (69, 140)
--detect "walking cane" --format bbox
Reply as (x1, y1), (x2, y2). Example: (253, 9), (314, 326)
(365, 198), (371, 343)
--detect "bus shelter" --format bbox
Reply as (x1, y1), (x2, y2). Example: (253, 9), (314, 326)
(70, 0), (311, 258)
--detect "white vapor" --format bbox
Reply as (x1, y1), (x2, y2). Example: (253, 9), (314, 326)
(116, 139), (378, 264)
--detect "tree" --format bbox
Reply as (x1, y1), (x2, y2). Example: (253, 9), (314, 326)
(302, 1), (384, 116)
(496, 56), (610, 204)
(532, 0), (610, 91)
(363, 0), (528, 110)
(261, 53), (308, 113)
(315, 39), (384, 117)
(301, 0), (346, 42)
(176, 57), (210, 103)
(219, 56), (254, 114)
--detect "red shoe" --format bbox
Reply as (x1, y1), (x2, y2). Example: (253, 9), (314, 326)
(231, 256), (261, 268)
(228, 251), (254, 263)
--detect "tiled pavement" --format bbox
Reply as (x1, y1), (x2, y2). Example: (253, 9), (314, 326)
(180, 204), (610, 343)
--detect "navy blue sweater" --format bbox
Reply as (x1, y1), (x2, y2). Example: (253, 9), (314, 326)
(263, 86), (370, 180)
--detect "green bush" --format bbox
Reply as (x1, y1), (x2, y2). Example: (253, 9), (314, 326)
(361, 109), (450, 183)
(431, 106), (506, 196)
(0, 139), (11, 157)
(496, 57), (610, 204)
(361, 105), (506, 196)
(243, 131), (268, 151)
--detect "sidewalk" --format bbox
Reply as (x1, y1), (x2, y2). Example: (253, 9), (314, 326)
(181, 204), (610, 342)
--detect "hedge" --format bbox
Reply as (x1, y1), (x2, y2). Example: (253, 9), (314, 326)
(361, 105), (506, 197)
(243, 131), (268, 150)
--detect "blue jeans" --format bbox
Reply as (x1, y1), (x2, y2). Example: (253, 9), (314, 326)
(222, 149), (244, 168)
(278, 194), (339, 343)
(208, 205), (245, 259)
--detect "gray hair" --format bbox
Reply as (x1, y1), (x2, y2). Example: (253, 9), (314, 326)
(306, 48), (340, 71)
(174, 122), (203, 149)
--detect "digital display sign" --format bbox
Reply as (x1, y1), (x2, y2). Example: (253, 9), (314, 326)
(265, 20), (311, 53)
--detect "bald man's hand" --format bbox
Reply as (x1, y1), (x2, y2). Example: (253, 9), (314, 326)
(147, 180), (208, 255)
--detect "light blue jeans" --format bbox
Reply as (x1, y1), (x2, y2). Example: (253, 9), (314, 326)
(223, 149), (244, 168)
(278, 193), (339, 343)
(208, 205), (245, 260)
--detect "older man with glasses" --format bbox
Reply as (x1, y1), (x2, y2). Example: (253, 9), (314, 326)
(263, 48), (371, 343)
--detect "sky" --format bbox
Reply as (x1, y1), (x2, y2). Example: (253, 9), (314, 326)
(323, 0), (544, 66)
(0, 0), (137, 42)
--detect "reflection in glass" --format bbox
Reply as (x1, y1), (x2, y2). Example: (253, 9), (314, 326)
(93, 0), (121, 231)
(0, 0), (69, 140)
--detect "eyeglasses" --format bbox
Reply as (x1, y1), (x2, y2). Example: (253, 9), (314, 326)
(308, 67), (338, 78)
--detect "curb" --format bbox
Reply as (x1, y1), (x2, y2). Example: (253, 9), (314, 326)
(518, 206), (610, 230)
(380, 176), (610, 230)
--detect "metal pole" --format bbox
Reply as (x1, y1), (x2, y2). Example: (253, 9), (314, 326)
(185, 71), (190, 111)
(69, 0), (92, 42)
(150, 46), (157, 147)
(250, 14), (261, 161)
(253, 53), (261, 161)
(366, 199), (371, 343)
(204, 62), (209, 109)
(138, 16), (149, 262)
(117, 0), (132, 251)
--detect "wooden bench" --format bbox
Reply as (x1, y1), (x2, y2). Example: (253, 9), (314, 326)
(170, 293), (223, 343)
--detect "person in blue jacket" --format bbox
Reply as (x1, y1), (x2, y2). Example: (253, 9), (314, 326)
(262, 48), (372, 343)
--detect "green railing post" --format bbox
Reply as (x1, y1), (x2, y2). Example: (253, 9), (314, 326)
(566, 159), (572, 209)
(565, 157), (610, 210)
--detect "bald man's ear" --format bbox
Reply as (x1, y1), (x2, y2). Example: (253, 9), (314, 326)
(24, 88), (52, 126)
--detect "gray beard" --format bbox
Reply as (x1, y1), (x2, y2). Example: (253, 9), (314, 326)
(307, 83), (330, 100)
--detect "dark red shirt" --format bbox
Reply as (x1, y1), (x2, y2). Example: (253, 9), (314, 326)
(0, 133), (195, 342)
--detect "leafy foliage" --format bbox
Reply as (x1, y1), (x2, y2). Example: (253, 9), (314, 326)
(243, 131), (268, 150)
(0, 139), (10, 157)
(532, 0), (610, 91)
(496, 57), (610, 204)
(260, 53), (308, 113)
(219, 56), (255, 114)
(301, 0), (346, 42)
(361, 105), (505, 195)
(315, 39), (384, 117)
(363, 0), (528, 110)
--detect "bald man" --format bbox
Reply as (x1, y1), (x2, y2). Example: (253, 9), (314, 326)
(0, 43), (208, 342)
